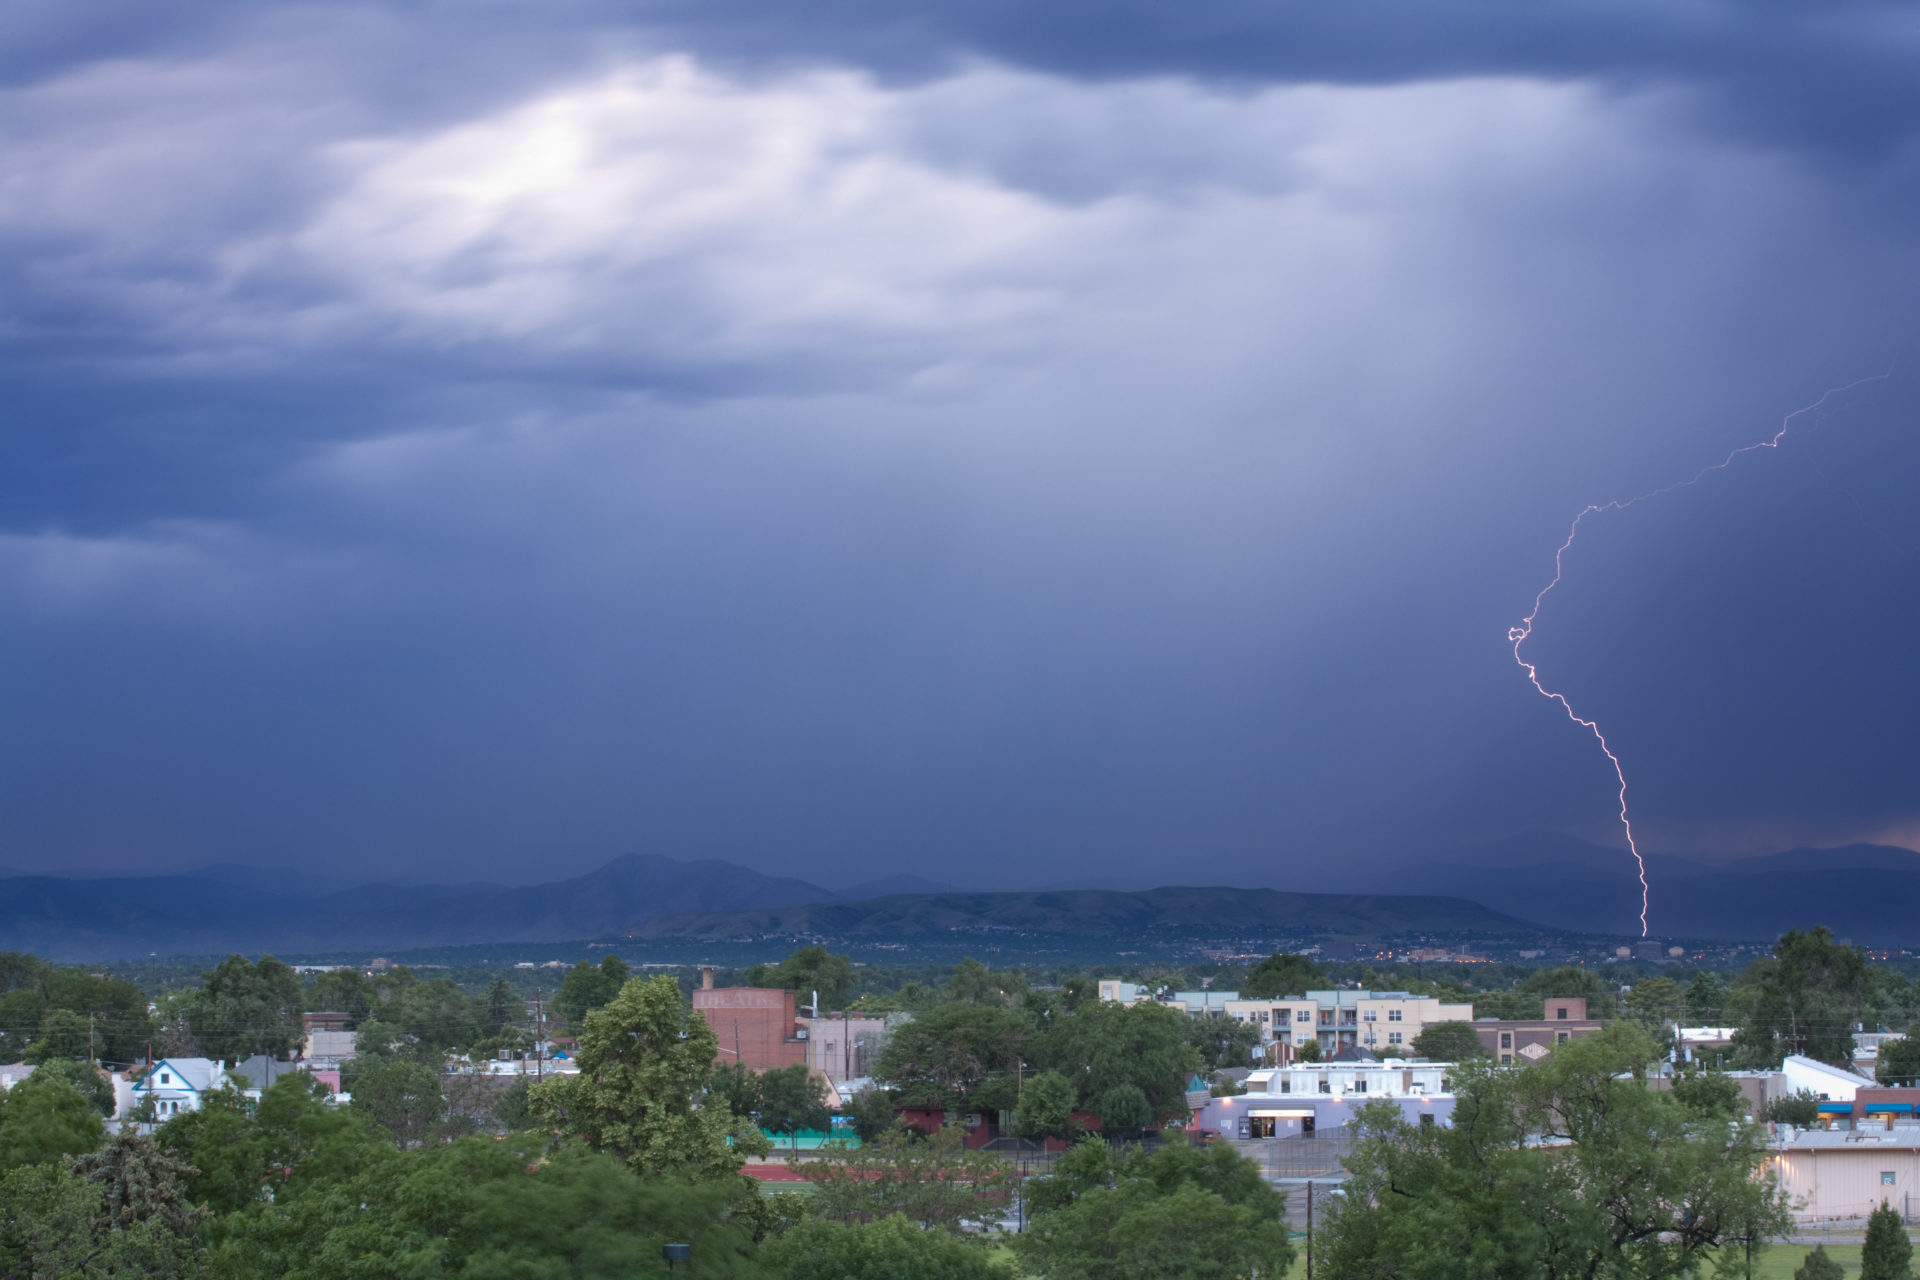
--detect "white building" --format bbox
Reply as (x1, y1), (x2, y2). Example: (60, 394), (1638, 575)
(1191, 1060), (1458, 1139)
(1782, 1054), (1875, 1105)
(131, 1058), (229, 1117)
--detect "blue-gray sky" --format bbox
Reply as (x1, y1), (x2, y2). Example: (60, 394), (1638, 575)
(2, 2), (1916, 890)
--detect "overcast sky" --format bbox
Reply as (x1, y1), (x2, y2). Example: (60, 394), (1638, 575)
(2, 2), (1916, 894)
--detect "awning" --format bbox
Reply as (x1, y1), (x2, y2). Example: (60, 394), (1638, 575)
(1817, 1103), (1854, 1114)
(1247, 1108), (1317, 1118)
(1866, 1103), (1915, 1114)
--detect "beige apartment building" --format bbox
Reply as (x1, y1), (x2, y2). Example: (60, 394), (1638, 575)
(1225, 990), (1474, 1056)
(1095, 981), (1473, 1057)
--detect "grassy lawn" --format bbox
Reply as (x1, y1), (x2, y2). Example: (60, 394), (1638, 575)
(1263, 1242), (1860, 1278)
(1711, 1243), (1861, 1278)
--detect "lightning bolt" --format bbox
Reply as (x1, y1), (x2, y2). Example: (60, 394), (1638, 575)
(1510, 373), (1890, 938)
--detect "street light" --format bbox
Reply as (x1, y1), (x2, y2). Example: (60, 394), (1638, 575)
(662, 1242), (691, 1270)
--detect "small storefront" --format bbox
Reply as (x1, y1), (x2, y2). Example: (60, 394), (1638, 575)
(1244, 1107), (1315, 1139)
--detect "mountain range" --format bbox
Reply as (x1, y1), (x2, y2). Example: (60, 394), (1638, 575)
(1386, 834), (1920, 944)
(0, 855), (1525, 961)
(0, 855), (834, 961)
(3, 838), (1914, 960)
(622, 886), (1534, 943)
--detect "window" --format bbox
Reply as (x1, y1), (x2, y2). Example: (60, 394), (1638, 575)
(1354, 1078), (1367, 1094)
(1556, 1031), (1570, 1044)
(1258, 1011), (1269, 1022)
(1420, 1112), (1436, 1128)
(1501, 1054), (1512, 1064)
(1279, 1078), (1290, 1093)
(1387, 1010), (1403, 1022)
(1886, 1172), (1899, 1186)
(1500, 1033), (1513, 1049)
(159, 1073), (170, 1084)
(1318, 1079), (1331, 1094)
(1296, 1010), (1311, 1023)
(1363, 1010), (1377, 1022)
(1555, 1007), (1569, 1020)
(1388, 1032), (1403, 1045)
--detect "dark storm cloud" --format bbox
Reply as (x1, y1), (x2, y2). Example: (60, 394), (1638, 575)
(0, 1), (1915, 894)
(8, 2), (1920, 151)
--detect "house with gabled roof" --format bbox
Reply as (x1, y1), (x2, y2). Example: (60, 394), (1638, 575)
(131, 1058), (229, 1117)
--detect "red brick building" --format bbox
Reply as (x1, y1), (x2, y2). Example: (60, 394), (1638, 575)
(692, 970), (807, 1071)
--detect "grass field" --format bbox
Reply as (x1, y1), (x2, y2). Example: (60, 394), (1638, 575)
(1266, 1242), (1857, 1278)
(1737, 1242), (1862, 1277)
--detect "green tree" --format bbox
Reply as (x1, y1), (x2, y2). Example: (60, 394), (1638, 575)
(1864, 1200), (1915, 1280)
(0, 1073), (103, 1171)
(1091, 1084), (1152, 1140)
(764, 1214), (1015, 1280)
(747, 945), (858, 1012)
(1037, 1001), (1200, 1117)
(24, 1058), (114, 1117)
(1185, 1015), (1262, 1072)
(1241, 952), (1323, 1000)
(1409, 1020), (1490, 1061)
(758, 1064), (832, 1151)
(1685, 970), (1731, 1024)
(305, 967), (377, 1026)
(1295, 1037), (1322, 1063)
(0, 956), (53, 1061)
(707, 1060), (763, 1119)
(1517, 965), (1620, 1017)
(874, 1002), (1028, 1111)
(1797, 1244), (1846, 1280)
(493, 1075), (534, 1131)
(945, 958), (997, 1005)
(1669, 1068), (1746, 1120)
(1317, 1024), (1790, 1279)
(1017, 1139), (1292, 1280)
(14, 968), (156, 1065)
(1767, 1089), (1822, 1127)
(0, 1162), (201, 1279)
(159, 1072), (386, 1215)
(1730, 928), (1868, 1067)
(21, 1008), (90, 1063)
(69, 1129), (206, 1236)
(799, 1125), (1015, 1234)
(350, 1059), (446, 1148)
(1626, 975), (1685, 1052)
(208, 1136), (758, 1280)
(1881, 1034), (1920, 1085)
(843, 1088), (901, 1144)
(553, 954), (630, 1031)
(531, 975), (764, 1181)
(394, 976), (478, 1052)
(189, 954), (304, 1063)
(1016, 1071), (1080, 1142)
(481, 976), (517, 1036)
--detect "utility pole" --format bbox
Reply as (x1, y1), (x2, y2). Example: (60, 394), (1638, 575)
(534, 989), (544, 1080)
(1306, 1180), (1314, 1279)
(88, 1012), (96, 1063)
